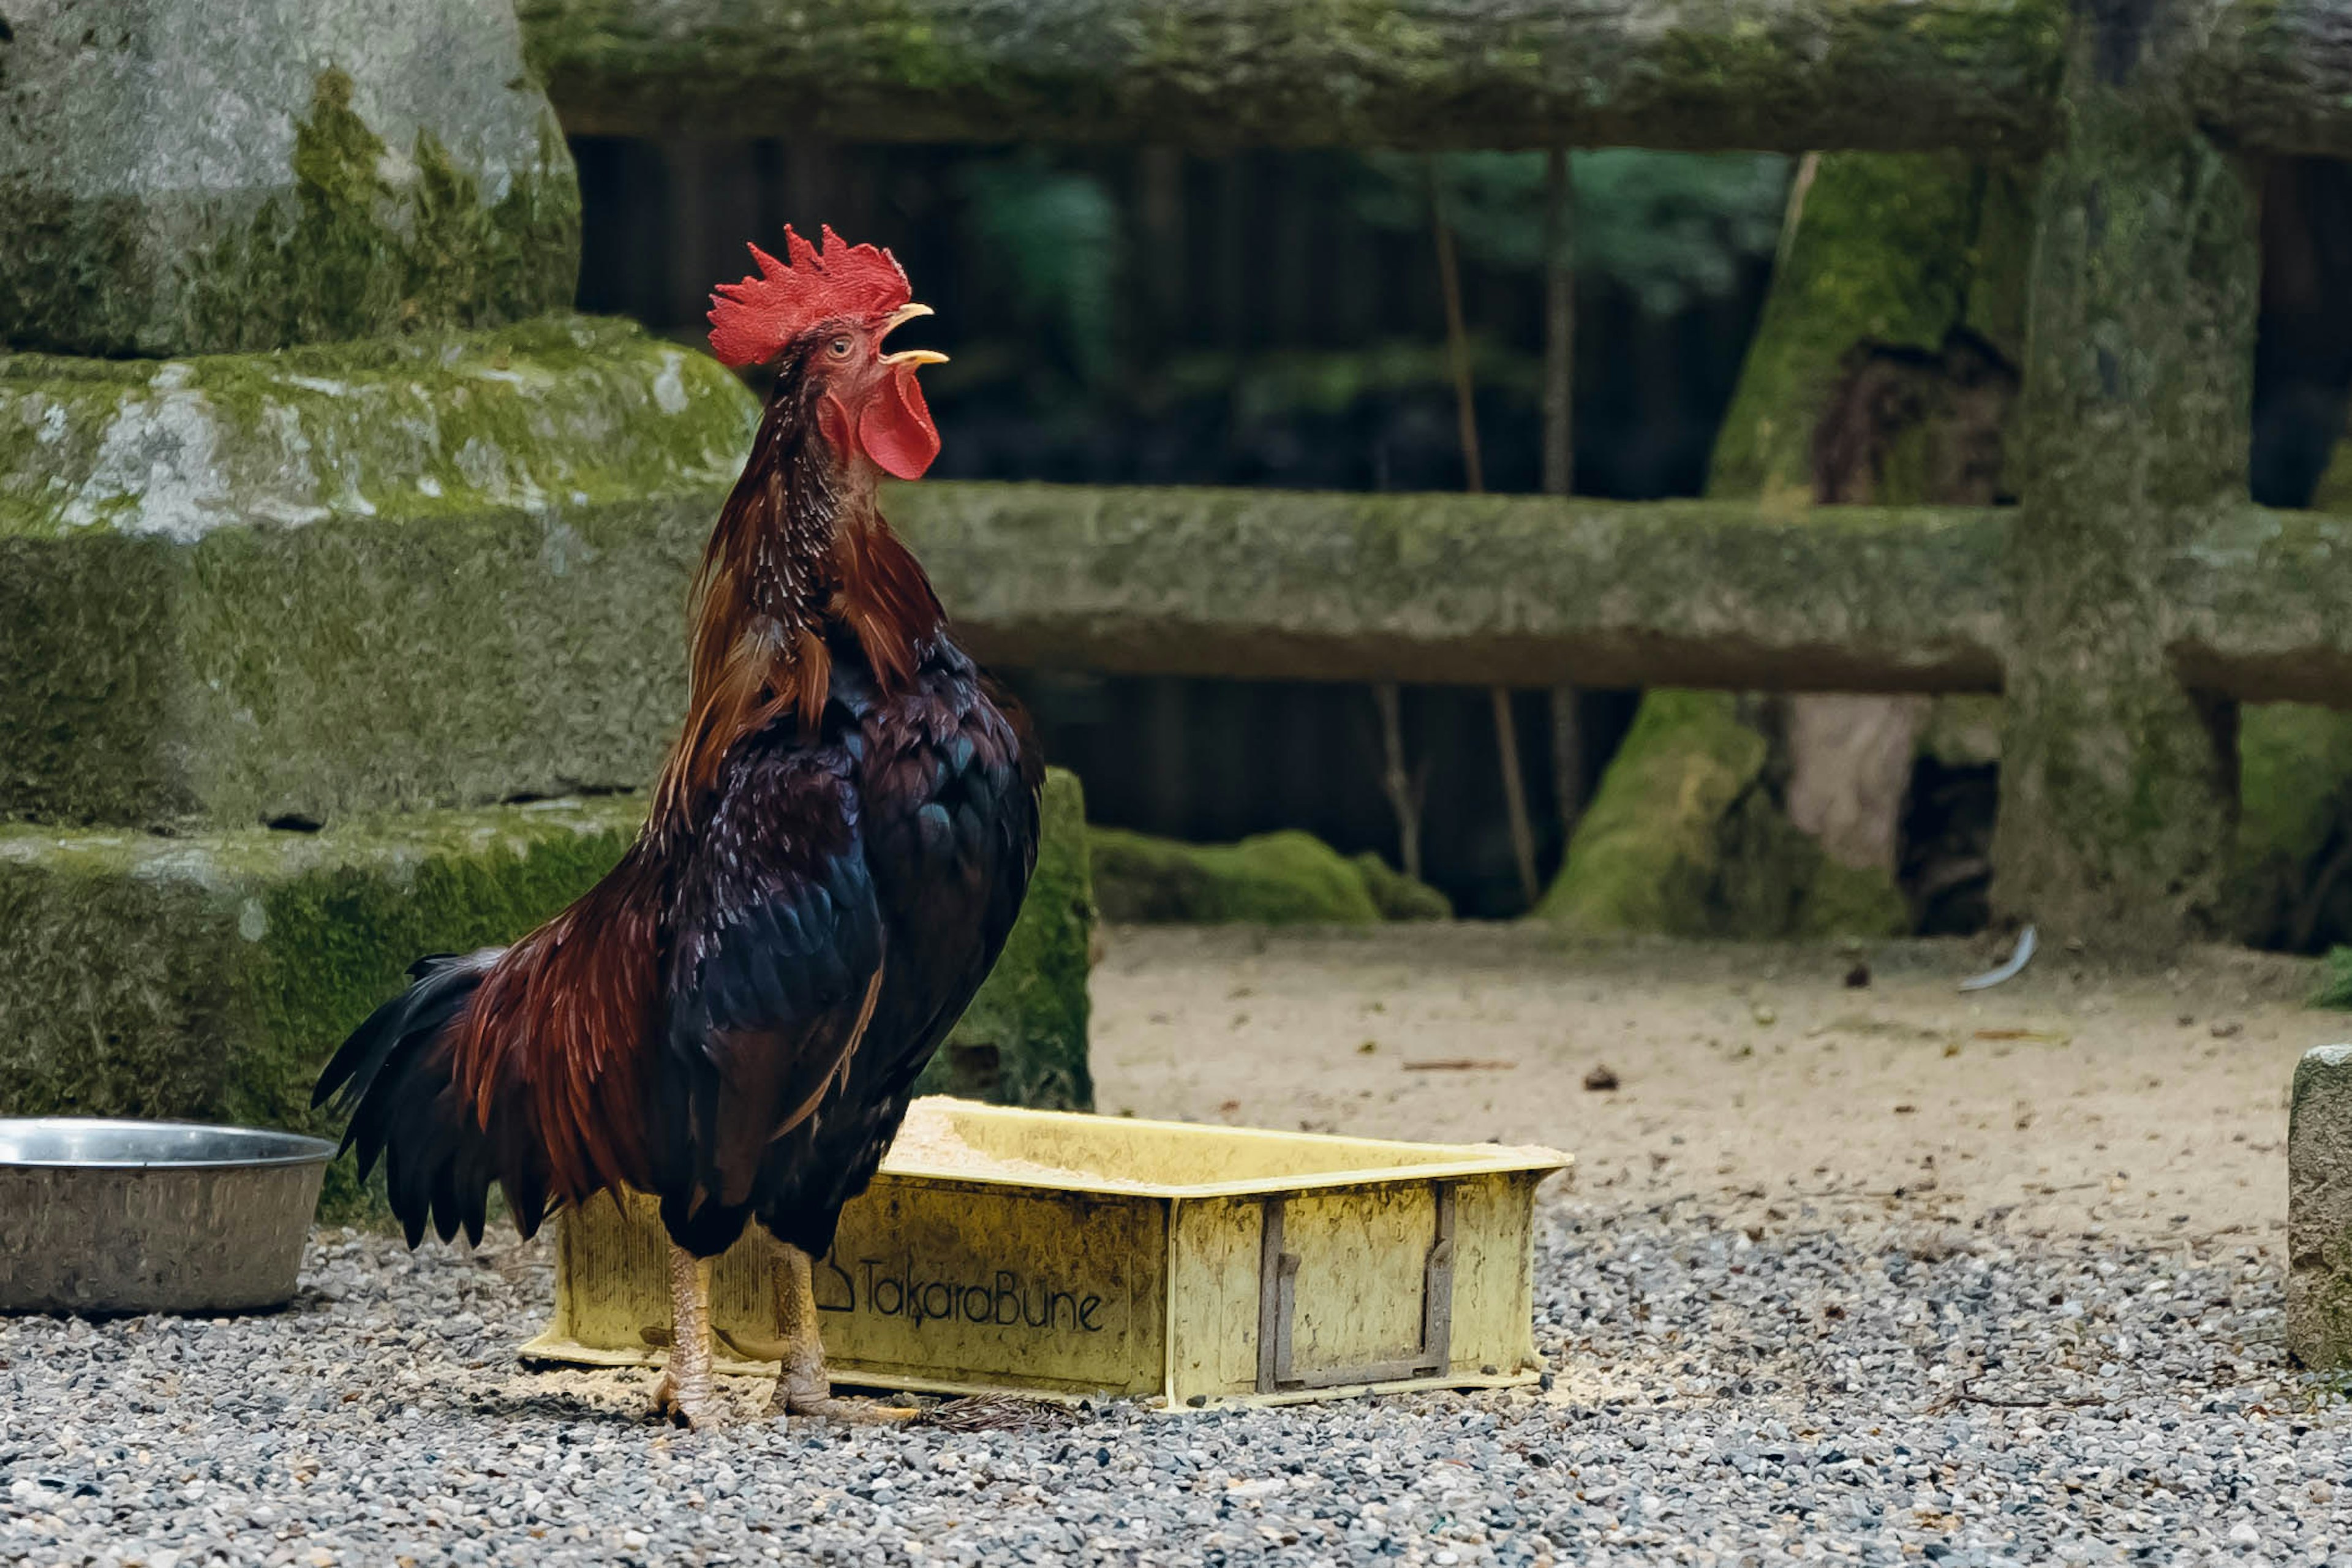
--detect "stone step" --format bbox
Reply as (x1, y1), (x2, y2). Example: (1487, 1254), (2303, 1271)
(1, 315), (755, 829)
(0, 770), (1093, 1222)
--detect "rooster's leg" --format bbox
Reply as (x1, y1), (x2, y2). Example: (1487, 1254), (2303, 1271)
(653, 1245), (723, 1430)
(765, 1243), (919, 1423)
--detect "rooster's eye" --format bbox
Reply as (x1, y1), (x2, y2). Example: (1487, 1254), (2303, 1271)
(827, 336), (853, 359)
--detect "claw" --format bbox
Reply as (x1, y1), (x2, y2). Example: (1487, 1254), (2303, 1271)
(654, 1366), (723, 1431)
(780, 1393), (922, 1425)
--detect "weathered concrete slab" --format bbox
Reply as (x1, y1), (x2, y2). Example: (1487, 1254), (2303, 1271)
(519, 0), (2352, 159)
(2, 0), (579, 356)
(0, 317), (753, 828)
(2290, 1043), (2352, 1368)
(520, 0), (2067, 154)
(895, 486), (2013, 696)
(0, 771), (1092, 1222)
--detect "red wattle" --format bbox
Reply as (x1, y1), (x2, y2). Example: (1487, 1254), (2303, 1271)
(858, 366), (940, 480)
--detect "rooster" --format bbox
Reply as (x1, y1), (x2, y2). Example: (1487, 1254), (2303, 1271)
(314, 227), (1041, 1430)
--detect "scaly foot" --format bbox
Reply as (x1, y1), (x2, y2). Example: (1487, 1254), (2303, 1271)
(652, 1363), (725, 1430)
(767, 1376), (921, 1425)
(657, 1243), (722, 1429)
(762, 1241), (923, 1422)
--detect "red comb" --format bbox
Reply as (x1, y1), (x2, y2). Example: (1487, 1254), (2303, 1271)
(706, 225), (913, 368)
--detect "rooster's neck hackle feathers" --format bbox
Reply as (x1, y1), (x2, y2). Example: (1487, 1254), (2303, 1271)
(707, 225), (912, 368)
(650, 348), (943, 827)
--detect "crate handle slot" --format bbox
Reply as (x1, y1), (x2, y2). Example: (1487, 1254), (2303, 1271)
(1256, 1182), (1457, 1393)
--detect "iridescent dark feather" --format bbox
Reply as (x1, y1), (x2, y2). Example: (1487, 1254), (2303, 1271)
(753, 638), (1042, 1259)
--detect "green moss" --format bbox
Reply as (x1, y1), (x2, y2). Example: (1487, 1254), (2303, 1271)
(0, 797), (644, 1220)
(1088, 827), (1384, 925)
(2315, 950), (2352, 1011)
(1991, 28), (2261, 951)
(1537, 691), (1765, 936)
(2231, 705), (2352, 947)
(180, 71), (578, 355)
(920, 769), (1095, 1110)
(1918, 693), (2004, 767)
(0, 778), (1095, 1223)
(1796, 856), (1913, 939)
(1537, 690), (1906, 939)
(517, 0), (2064, 152)
(886, 484), (2008, 695)
(1353, 851), (1453, 921)
(1708, 153), (2032, 503)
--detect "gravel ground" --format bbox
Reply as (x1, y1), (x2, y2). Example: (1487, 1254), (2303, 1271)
(6, 930), (2344, 1564)
(2, 1192), (2343, 1567)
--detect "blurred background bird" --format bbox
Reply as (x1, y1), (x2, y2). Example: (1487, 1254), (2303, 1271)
(314, 227), (1042, 1429)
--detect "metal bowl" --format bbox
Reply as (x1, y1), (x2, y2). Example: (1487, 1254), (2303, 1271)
(0, 1118), (334, 1314)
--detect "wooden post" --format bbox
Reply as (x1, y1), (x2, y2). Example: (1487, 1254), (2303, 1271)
(1374, 682), (1426, 883)
(1543, 149), (1584, 853)
(1992, 1), (2260, 951)
(1431, 160), (1540, 907)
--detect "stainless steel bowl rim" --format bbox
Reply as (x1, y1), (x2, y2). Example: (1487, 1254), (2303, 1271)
(0, 1117), (335, 1170)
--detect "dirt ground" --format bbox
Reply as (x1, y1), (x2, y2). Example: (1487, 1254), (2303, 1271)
(1089, 924), (2331, 1249)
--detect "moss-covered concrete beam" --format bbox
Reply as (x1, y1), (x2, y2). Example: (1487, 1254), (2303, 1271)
(893, 484), (2010, 695)
(518, 0), (2067, 154)
(0, 771), (1091, 1223)
(519, 0), (2352, 157)
(2170, 508), (2352, 707)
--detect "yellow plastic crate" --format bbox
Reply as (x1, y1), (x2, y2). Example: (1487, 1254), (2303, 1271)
(520, 1099), (1569, 1407)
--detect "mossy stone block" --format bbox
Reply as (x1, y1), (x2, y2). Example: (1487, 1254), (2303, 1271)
(2, 0), (579, 355)
(0, 797), (647, 1219)
(1087, 827), (1384, 926)
(0, 771), (1093, 1223)
(0, 318), (758, 829)
(2290, 1044), (2352, 1368)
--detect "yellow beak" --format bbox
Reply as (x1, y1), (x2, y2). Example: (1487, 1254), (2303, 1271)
(879, 302), (946, 365)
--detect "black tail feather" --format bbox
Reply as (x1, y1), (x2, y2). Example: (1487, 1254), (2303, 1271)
(313, 949), (554, 1248)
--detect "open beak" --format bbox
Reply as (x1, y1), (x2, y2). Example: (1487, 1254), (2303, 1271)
(879, 302), (947, 366)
